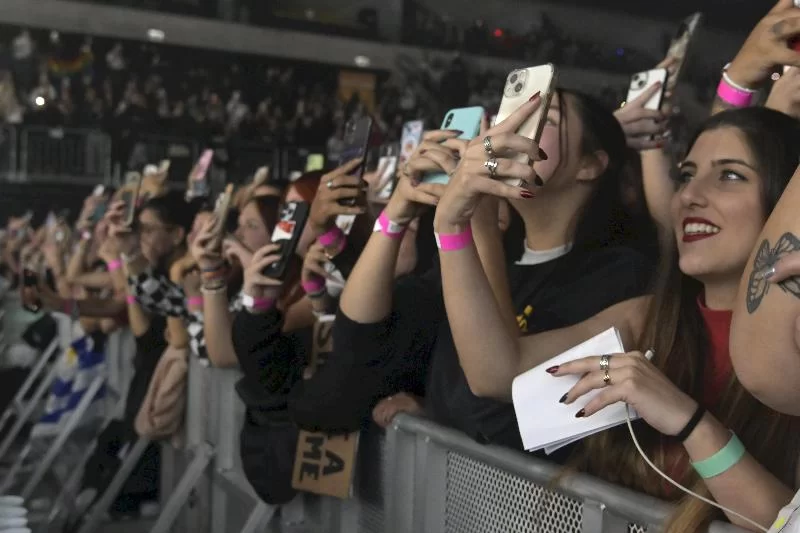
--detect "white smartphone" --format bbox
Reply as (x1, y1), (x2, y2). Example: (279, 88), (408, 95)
(495, 64), (558, 187)
(626, 69), (668, 111)
(92, 185), (105, 197)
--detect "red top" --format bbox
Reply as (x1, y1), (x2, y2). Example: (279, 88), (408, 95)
(663, 296), (733, 493)
(697, 296), (733, 408)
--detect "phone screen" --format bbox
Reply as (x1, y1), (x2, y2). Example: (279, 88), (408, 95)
(664, 13), (702, 98)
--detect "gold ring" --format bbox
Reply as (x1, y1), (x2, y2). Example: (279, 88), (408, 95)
(603, 369), (611, 386)
(483, 136), (495, 156)
(484, 157), (499, 177)
(600, 354), (611, 371)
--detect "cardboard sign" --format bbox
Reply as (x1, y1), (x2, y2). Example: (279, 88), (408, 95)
(291, 315), (359, 499)
(291, 430), (360, 499)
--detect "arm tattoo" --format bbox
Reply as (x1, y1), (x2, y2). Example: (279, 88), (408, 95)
(746, 232), (800, 313)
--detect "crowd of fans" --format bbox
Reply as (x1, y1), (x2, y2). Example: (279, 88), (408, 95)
(5, 1), (800, 533)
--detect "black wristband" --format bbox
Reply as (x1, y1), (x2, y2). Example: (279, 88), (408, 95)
(675, 404), (706, 442)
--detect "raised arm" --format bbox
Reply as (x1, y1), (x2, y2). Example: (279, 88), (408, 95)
(711, 0), (800, 115)
(434, 95), (649, 400)
(731, 163), (800, 415)
(339, 130), (455, 323)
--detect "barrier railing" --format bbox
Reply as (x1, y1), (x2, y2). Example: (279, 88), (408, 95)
(130, 134), (200, 187)
(163, 354), (752, 533)
(19, 126), (112, 183)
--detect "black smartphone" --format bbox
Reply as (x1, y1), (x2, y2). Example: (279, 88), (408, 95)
(337, 116), (373, 207)
(263, 201), (310, 280)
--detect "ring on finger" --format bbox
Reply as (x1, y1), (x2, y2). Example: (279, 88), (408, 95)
(327, 179), (336, 190)
(484, 157), (499, 178)
(603, 369), (612, 386)
(599, 354), (611, 372)
(483, 136), (496, 157)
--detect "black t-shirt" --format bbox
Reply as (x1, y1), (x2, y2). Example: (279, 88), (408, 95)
(425, 245), (653, 451)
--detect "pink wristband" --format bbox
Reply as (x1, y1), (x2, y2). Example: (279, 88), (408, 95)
(302, 276), (326, 295)
(318, 227), (344, 247)
(716, 79), (753, 108)
(435, 224), (473, 252)
(375, 211), (406, 239)
(126, 295), (137, 305)
(187, 296), (204, 308)
(107, 259), (123, 272)
(251, 298), (275, 312)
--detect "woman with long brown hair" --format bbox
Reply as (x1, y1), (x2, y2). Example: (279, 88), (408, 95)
(434, 101), (800, 531)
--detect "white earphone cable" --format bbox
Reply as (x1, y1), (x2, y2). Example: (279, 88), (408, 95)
(625, 350), (768, 532)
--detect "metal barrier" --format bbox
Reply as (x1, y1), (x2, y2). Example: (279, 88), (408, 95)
(0, 125), (17, 178)
(131, 134), (200, 186)
(20, 126), (112, 183)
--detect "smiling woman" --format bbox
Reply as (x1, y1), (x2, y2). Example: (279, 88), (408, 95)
(439, 106), (800, 533)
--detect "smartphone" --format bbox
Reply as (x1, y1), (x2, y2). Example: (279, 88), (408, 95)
(252, 166), (269, 188)
(210, 184), (234, 251)
(337, 117), (373, 206)
(664, 13), (703, 105)
(627, 69), (668, 111)
(423, 106), (484, 185)
(159, 159), (171, 174)
(495, 64), (557, 187)
(399, 120), (424, 167)
(187, 149), (213, 199)
(375, 144), (400, 201)
(93, 185), (105, 197)
(263, 201), (310, 280)
(122, 173), (143, 227)
(305, 154), (325, 172)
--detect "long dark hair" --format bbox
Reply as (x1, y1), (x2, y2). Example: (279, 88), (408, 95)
(575, 107), (800, 533)
(503, 89), (642, 259)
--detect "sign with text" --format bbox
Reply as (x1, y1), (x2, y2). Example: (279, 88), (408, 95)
(291, 430), (359, 498)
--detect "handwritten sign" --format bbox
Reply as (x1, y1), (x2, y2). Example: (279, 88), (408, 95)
(291, 430), (359, 498)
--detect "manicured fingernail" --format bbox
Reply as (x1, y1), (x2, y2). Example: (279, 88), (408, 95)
(534, 175), (544, 187)
(529, 91), (541, 102)
(575, 409), (586, 418)
(559, 393), (568, 404)
(538, 148), (548, 160)
(520, 190), (534, 199)
(450, 130), (463, 135)
(546, 365), (559, 374)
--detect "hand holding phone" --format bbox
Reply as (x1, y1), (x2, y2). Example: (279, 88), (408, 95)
(187, 150), (213, 200)
(262, 201), (310, 280)
(210, 184), (234, 252)
(336, 117), (373, 207)
(121, 173), (143, 227)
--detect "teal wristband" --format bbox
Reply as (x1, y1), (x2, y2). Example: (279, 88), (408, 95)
(691, 432), (746, 479)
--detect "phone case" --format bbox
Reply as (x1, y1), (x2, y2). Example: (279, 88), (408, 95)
(495, 64), (557, 187)
(423, 106), (484, 185)
(123, 174), (143, 226)
(188, 149), (214, 198)
(627, 68), (668, 111)
(338, 117), (373, 206)
(399, 120), (424, 166)
(665, 13), (702, 97)
(375, 155), (399, 201)
(263, 201), (310, 280)
(211, 184), (235, 251)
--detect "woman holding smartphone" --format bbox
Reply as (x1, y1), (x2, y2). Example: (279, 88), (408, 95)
(435, 96), (800, 531)
(334, 88), (654, 444)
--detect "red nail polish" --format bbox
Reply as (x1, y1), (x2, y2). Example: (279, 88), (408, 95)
(575, 409), (586, 418)
(520, 190), (534, 199)
(528, 91), (541, 102)
(546, 365), (559, 374)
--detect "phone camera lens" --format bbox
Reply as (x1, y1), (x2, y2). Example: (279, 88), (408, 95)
(444, 114), (453, 128)
(515, 83), (523, 93)
(509, 73), (518, 84)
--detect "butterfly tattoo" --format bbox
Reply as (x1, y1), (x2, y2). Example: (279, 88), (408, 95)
(746, 232), (800, 314)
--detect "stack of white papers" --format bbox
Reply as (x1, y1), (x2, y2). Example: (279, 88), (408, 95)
(512, 327), (639, 454)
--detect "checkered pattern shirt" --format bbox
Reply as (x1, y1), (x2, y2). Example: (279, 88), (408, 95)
(128, 268), (189, 319)
(186, 292), (244, 358)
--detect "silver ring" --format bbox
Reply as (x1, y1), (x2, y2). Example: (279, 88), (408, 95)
(326, 179), (335, 190)
(484, 157), (499, 177)
(600, 354), (611, 372)
(603, 369), (611, 386)
(483, 136), (495, 156)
